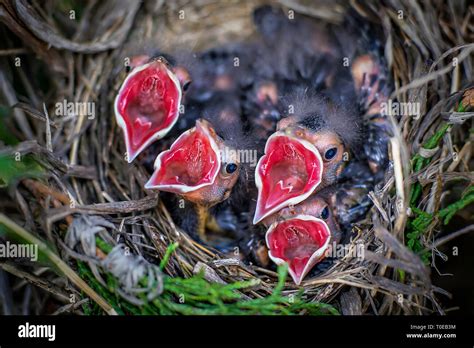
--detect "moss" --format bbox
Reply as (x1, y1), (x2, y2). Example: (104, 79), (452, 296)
(438, 185), (474, 225)
(83, 238), (340, 315)
(409, 123), (450, 205)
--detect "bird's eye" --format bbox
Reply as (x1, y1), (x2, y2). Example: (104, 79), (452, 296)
(324, 147), (338, 160)
(321, 206), (330, 220)
(182, 80), (192, 92)
(125, 65), (131, 73)
(225, 163), (238, 174)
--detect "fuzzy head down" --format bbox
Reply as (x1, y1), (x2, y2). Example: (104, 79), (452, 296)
(280, 89), (365, 154)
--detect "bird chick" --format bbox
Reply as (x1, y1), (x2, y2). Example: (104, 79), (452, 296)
(252, 5), (342, 92)
(144, 89), (258, 247)
(145, 118), (242, 242)
(185, 43), (254, 104)
(329, 160), (375, 229)
(114, 55), (192, 162)
(351, 53), (392, 174)
(263, 194), (341, 285)
(242, 79), (283, 145)
(253, 91), (363, 224)
(243, 4), (353, 148)
(334, 11), (393, 175)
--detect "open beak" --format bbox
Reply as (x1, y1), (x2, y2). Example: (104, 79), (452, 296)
(114, 59), (182, 163)
(144, 119), (221, 193)
(265, 215), (331, 285)
(253, 132), (323, 224)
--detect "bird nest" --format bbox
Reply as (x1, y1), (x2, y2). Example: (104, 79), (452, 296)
(0, 0), (472, 315)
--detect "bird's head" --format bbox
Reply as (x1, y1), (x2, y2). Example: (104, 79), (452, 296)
(277, 121), (347, 188)
(264, 194), (340, 285)
(145, 119), (241, 207)
(115, 56), (191, 162)
(253, 131), (323, 224)
(253, 91), (361, 224)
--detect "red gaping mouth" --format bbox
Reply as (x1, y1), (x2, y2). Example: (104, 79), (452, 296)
(144, 120), (221, 193)
(253, 133), (323, 224)
(114, 59), (182, 162)
(266, 215), (331, 285)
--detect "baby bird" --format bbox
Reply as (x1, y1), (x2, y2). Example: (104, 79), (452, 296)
(241, 79), (283, 145)
(185, 43), (255, 104)
(145, 88), (258, 247)
(253, 90), (364, 224)
(329, 160), (375, 229)
(335, 10), (393, 175)
(114, 55), (192, 162)
(243, 5), (345, 144)
(263, 193), (341, 285)
(251, 5), (342, 92)
(145, 118), (242, 243)
(351, 53), (392, 175)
